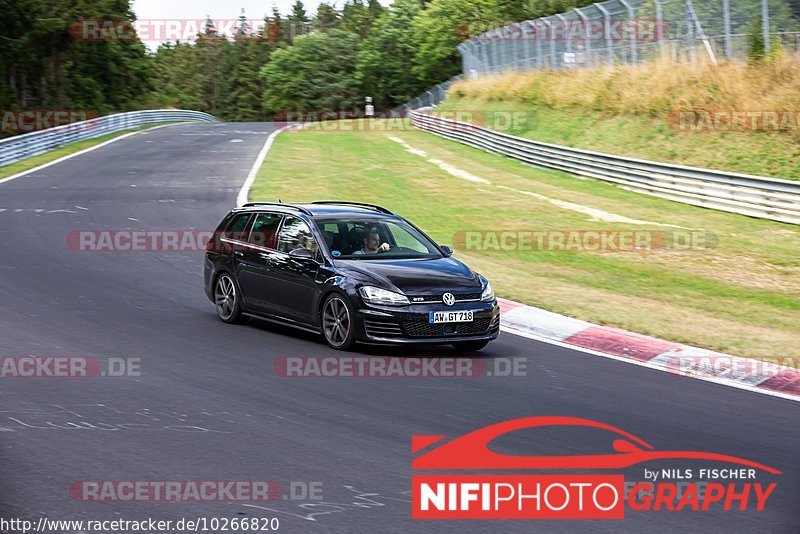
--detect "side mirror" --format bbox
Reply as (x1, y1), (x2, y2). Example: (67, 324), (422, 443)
(289, 247), (314, 259)
(441, 245), (453, 257)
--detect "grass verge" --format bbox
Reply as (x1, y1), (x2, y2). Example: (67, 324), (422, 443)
(0, 123), (176, 179)
(251, 122), (800, 359)
(439, 57), (800, 179)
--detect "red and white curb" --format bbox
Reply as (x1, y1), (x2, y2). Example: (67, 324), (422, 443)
(498, 298), (800, 402)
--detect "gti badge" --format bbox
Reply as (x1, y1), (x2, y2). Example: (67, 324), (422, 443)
(442, 292), (456, 306)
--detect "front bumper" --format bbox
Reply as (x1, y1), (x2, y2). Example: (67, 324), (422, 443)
(354, 300), (501, 344)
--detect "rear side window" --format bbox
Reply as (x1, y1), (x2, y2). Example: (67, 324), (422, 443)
(223, 213), (253, 241)
(249, 213), (282, 249)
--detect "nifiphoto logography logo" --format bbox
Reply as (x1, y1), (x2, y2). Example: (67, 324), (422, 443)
(412, 417), (780, 520)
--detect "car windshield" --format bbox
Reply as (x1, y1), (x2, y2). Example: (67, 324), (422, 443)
(316, 217), (442, 260)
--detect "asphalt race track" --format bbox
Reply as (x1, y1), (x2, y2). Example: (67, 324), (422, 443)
(0, 122), (798, 533)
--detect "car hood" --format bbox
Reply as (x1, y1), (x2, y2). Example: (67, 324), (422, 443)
(334, 257), (482, 295)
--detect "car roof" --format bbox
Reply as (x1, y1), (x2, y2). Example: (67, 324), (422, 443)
(232, 202), (398, 219)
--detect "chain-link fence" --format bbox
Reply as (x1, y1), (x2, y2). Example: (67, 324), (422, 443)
(404, 76), (462, 110)
(459, 0), (800, 76)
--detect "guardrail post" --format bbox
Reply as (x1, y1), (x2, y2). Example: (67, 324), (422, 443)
(594, 3), (613, 66)
(535, 21), (544, 68)
(722, 0), (731, 58)
(573, 7), (592, 68)
(686, 0), (695, 61)
(655, 0), (665, 56)
(618, 0), (637, 64)
(457, 43), (468, 75)
(522, 21), (532, 69)
(468, 41), (480, 74)
(500, 28), (509, 71)
(544, 19), (557, 68)
(481, 36), (491, 75)
(555, 13), (571, 69)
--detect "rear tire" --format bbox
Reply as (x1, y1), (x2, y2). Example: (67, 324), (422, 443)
(452, 340), (490, 352)
(321, 294), (356, 350)
(214, 273), (247, 324)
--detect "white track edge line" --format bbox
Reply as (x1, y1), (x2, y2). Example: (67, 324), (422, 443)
(236, 125), (292, 207)
(0, 122), (194, 186)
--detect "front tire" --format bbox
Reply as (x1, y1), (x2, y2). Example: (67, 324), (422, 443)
(214, 273), (246, 324)
(452, 340), (490, 352)
(321, 294), (356, 350)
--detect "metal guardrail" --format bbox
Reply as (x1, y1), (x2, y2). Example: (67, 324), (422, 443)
(0, 110), (219, 167)
(409, 110), (800, 225)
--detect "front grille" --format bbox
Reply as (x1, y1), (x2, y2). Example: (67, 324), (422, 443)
(402, 317), (494, 338)
(414, 292), (483, 303)
(363, 319), (404, 338)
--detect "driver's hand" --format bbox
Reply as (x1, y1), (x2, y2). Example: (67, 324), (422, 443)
(378, 242), (391, 252)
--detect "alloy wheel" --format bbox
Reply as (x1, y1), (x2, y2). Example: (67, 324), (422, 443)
(322, 296), (351, 348)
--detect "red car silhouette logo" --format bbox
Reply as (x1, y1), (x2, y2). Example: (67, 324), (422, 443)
(412, 416), (780, 474)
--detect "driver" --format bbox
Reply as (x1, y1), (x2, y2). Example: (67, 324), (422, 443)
(353, 227), (390, 255)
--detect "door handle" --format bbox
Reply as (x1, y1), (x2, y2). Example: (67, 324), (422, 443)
(234, 251), (244, 257)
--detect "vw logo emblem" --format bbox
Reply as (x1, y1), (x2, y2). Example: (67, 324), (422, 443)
(442, 292), (456, 306)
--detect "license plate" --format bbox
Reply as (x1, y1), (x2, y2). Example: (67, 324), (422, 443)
(429, 311), (474, 324)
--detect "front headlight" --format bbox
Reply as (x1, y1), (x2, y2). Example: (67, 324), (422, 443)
(481, 280), (495, 302)
(359, 286), (410, 306)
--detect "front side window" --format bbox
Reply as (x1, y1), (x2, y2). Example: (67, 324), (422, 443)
(278, 217), (318, 257)
(317, 218), (441, 260)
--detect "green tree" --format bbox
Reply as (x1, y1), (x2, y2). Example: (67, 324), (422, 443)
(341, 0), (379, 38)
(261, 29), (361, 114)
(215, 10), (265, 120)
(289, 1), (309, 23)
(312, 3), (340, 32)
(0, 0), (154, 120)
(367, 0), (384, 18)
(287, 0), (311, 41)
(266, 5), (286, 44)
(194, 17), (227, 113)
(356, 0), (424, 108)
(412, 0), (504, 86)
